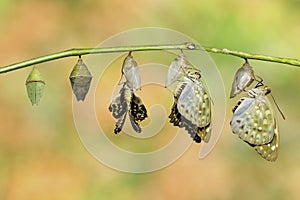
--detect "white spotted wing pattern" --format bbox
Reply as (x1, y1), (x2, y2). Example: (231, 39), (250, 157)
(230, 86), (279, 161)
(169, 70), (212, 143)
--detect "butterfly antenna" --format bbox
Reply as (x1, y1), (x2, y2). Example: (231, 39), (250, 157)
(270, 93), (286, 120)
(254, 78), (264, 88)
(255, 75), (264, 85)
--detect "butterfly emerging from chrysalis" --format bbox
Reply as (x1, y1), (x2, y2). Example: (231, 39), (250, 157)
(119, 51), (141, 91)
(230, 60), (285, 161)
(166, 52), (212, 143)
(109, 52), (147, 134)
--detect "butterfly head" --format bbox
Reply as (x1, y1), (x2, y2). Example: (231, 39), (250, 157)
(186, 70), (201, 81)
(248, 85), (271, 98)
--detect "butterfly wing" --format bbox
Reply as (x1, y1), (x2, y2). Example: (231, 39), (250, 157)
(177, 79), (211, 128)
(127, 92), (147, 133)
(231, 95), (276, 146)
(254, 122), (279, 161)
(169, 98), (202, 143)
(109, 83), (130, 134)
(128, 114), (142, 133)
(170, 78), (211, 143)
(109, 93), (127, 119)
(114, 112), (127, 134)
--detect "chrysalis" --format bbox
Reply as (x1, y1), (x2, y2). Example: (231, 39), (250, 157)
(169, 70), (212, 143)
(25, 67), (45, 106)
(121, 52), (141, 91)
(230, 86), (279, 161)
(165, 52), (192, 87)
(230, 60), (255, 98)
(109, 82), (147, 134)
(69, 57), (93, 102)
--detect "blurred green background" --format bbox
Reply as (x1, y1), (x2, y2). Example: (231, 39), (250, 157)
(0, 0), (300, 199)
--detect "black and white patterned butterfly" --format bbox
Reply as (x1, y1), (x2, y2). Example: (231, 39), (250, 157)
(166, 53), (212, 143)
(109, 82), (147, 134)
(109, 52), (147, 134)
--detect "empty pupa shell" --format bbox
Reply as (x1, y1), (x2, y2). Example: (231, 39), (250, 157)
(69, 58), (93, 101)
(121, 53), (141, 91)
(230, 61), (255, 98)
(25, 67), (45, 106)
(165, 52), (192, 87)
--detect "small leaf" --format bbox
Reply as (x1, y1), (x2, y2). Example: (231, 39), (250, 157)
(25, 67), (45, 106)
(69, 57), (93, 101)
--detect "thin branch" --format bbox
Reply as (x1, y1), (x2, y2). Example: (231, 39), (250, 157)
(0, 43), (299, 74)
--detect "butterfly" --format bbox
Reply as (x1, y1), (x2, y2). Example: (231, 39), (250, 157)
(169, 70), (212, 143)
(120, 52), (141, 91)
(109, 82), (147, 134)
(230, 85), (280, 161)
(230, 60), (255, 98)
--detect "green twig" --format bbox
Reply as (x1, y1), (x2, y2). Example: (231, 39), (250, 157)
(0, 43), (299, 74)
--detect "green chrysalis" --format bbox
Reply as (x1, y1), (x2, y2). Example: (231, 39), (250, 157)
(25, 67), (45, 106)
(69, 57), (93, 101)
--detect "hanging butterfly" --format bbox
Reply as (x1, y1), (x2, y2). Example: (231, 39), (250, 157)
(169, 70), (212, 143)
(119, 51), (141, 91)
(230, 60), (256, 98)
(109, 82), (147, 134)
(165, 52), (192, 87)
(230, 85), (283, 161)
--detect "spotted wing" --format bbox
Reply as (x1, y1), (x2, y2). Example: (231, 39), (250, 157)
(114, 112), (127, 134)
(177, 79), (211, 129)
(109, 93), (127, 119)
(254, 122), (279, 161)
(129, 93), (148, 122)
(230, 96), (276, 146)
(109, 83), (129, 134)
(169, 98), (202, 143)
(127, 92), (147, 133)
(230, 62), (254, 98)
(169, 80), (211, 143)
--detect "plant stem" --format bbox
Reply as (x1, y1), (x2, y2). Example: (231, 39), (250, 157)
(0, 43), (299, 74)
